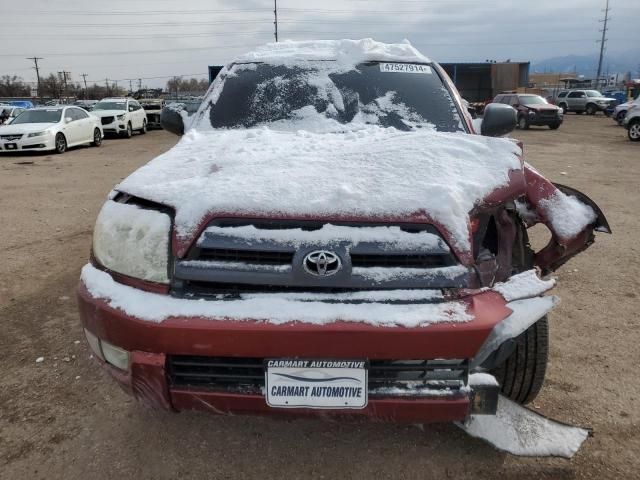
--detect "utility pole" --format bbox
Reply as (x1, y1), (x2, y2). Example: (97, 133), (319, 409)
(105, 78), (110, 96)
(58, 71), (70, 101)
(596, 0), (611, 88)
(26, 57), (43, 99)
(81, 73), (88, 99)
(129, 79), (133, 94)
(273, 0), (278, 42)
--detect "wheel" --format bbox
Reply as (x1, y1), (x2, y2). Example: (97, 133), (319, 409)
(92, 128), (102, 147)
(548, 123), (560, 130)
(628, 120), (640, 142)
(490, 316), (549, 404)
(54, 133), (67, 154)
(140, 119), (147, 134)
(585, 103), (597, 115)
(616, 111), (627, 124)
(558, 103), (567, 114)
(123, 122), (132, 138)
(517, 115), (529, 130)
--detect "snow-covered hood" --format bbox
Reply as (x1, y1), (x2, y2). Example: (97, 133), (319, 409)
(92, 109), (126, 117)
(116, 126), (523, 253)
(523, 104), (561, 112)
(0, 122), (57, 134)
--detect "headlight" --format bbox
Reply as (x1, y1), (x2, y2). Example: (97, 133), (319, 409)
(528, 110), (536, 117)
(27, 130), (48, 138)
(116, 114), (125, 120)
(92, 200), (171, 283)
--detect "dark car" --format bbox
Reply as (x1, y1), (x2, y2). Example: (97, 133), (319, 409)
(492, 93), (563, 130)
(77, 40), (609, 440)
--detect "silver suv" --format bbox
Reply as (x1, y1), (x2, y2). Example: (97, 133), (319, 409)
(623, 103), (640, 141)
(555, 89), (615, 115)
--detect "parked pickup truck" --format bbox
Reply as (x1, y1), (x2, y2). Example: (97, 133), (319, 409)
(555, 89), (616, 115)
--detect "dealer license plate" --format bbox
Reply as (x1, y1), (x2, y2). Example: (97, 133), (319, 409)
(265, 359), (368, 409)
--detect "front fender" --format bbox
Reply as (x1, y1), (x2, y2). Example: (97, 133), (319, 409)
(522, 165), (611, 273)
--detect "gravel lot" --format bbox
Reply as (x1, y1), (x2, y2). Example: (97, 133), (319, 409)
(1, 116), (638, 479)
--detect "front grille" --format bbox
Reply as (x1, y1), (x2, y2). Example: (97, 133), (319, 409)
(168, 356), (468, 394)
(198, 248), (294, 265)
(101, 116), (114, 125)
(351, 253), (453, 268)
(0, 134), (22, 141)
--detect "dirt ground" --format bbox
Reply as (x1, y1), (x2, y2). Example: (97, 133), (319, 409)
(1, 116), (638, 479)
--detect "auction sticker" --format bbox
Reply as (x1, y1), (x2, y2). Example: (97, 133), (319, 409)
(265, 359), (368, 409)
(379, 63), (432, 74)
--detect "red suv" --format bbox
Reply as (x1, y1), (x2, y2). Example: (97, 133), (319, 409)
(492, 93), (564, 130)
(78, 39), (609, 425)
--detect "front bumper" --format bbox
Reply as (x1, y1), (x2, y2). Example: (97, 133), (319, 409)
(99, 118), (128, 134)
(527, 113), (563, 126)
(77, 270), (551, 422)
(0, 134), (55, 152)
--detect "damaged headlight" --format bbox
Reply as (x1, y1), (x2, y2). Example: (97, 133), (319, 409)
(92, 200), (171, 283)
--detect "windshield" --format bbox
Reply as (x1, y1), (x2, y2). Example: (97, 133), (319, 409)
(94, 101), (126, 110)
(585, 90), (603, 97)
(519, 95), (547, 105)
(11, 109), (62, 124)
(206, 62), (463, 132)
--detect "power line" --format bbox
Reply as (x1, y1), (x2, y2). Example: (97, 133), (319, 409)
(596, 0), (611, 86)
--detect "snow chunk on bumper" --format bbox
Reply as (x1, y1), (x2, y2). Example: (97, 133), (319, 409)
(116, 127), (522, 252)
(80, 264), (472, 327)
(492, 269), (555, 302)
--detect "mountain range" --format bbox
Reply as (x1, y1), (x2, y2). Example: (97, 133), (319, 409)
(531, 49), (640, 78)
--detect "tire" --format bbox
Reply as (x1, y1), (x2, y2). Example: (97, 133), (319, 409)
(490, 316), (549, 404)
(517, 115), (529, 130)
(628, 120), (640, 142)
(585, 103), (597, 115)
(140, 119), (147, 134)
(54, 133), (67, 154)
(549, 123), (560, 130)
(616, 111), (627, 125)
(123, 122), (132, 139)
(558, 103), (568, 114)
(91, 128), (102, 147)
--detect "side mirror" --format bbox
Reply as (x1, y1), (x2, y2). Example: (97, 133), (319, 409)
(65, 117), (73, 123)
(160, 104), (186, 136)
(128, 106), (134, 112)
(481, 103), (517, 137)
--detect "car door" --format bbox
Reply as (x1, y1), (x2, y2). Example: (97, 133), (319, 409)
(567, 91), (586, 111)
(72, 107), (94, 142)
(130, 100), (144, 128)
(61, 108), (81, 145)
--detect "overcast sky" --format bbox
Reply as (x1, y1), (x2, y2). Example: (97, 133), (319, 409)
(2, 0), (638, 89)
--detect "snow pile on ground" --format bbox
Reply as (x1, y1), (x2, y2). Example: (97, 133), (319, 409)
(492, 269), (556, 302)
(81, 264), (472, 327)
(460, 396), (589, 458)
(116, 127), (521, 252)
(538, 190), (596, 240)
(234, 38), (430, 69)
(199, 224), (449, 252)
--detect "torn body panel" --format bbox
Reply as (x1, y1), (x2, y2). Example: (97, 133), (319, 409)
(521, 165), (611, 274)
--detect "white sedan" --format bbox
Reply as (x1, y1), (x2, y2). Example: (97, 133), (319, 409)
(0, 106), (103, 154)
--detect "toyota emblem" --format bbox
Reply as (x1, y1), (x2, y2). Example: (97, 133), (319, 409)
(303, 250), (342, 277)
